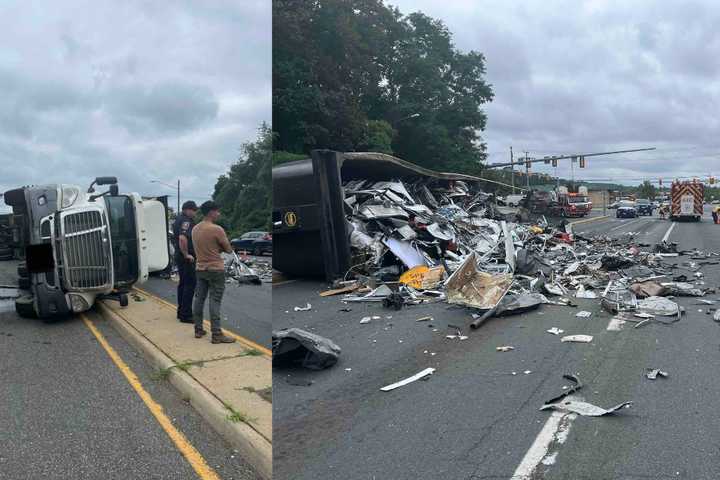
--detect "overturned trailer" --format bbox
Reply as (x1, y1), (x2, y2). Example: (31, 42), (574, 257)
(3, 177), (171, 319)
(272, 150), (502, 281)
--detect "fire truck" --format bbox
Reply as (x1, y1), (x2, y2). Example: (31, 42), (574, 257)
(670, 179), (704, 221)
(548, 186), (592, 217)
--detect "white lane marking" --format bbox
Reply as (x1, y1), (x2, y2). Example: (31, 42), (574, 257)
(511, 406), (577, 479)
(661, 222), (677, 243)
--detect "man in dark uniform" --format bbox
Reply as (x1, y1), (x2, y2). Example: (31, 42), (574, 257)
(173, 201), (198, 323)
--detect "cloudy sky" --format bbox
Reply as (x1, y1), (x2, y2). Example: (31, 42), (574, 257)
(389, 0), (720, 185)
(0, 0), (270, 212)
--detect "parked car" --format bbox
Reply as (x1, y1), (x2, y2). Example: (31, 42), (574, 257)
(231, 231), (272, 256)
(616, 200), (637, 218)
(635, 198), (653, 216)
(608, 201), (619, 209)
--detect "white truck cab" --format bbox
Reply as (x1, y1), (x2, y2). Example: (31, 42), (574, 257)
(4, 177), (170, 319)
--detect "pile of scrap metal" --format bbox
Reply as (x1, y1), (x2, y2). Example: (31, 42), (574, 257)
(335, 177), (715, 328)
(224, 252), (262, 285)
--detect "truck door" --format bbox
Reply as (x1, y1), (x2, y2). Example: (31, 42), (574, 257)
(105, 194), (170, 289)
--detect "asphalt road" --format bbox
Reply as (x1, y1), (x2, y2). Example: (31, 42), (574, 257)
(0, 261), (259, 480)
(140, 255), (271, 348)
(272, 207), (720, 479)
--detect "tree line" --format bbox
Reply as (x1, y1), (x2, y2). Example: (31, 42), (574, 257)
(273, 0), (494, 175)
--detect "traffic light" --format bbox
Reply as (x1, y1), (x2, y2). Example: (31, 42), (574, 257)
(526, 159), (531, 169)
(551, 157), (557, 167)
(579, 156), (586, 168)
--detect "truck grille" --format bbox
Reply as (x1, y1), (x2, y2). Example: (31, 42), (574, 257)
(62, 210), (111, 290)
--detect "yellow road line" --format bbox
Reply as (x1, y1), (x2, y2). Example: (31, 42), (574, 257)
(133, 286), (271, 356)
(81, 314), (222, 480)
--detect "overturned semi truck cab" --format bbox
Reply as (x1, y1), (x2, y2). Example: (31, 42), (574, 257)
(3, 177), (171, 319)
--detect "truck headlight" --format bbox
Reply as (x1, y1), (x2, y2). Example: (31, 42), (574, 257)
(69, 294), (89, 312)
(61, 186), (80, 208)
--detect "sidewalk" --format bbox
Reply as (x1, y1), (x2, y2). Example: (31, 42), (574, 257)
(97, 290), (272, 479)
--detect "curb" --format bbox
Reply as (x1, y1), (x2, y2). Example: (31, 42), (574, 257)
(569, 215), (609, 226)
(96, 302), (272, 480)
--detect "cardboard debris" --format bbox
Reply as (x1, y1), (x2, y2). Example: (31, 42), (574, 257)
(446, 252), (513, 310)
(399, 265), (445, 289)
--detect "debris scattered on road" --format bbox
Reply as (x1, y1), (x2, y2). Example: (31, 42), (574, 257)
(544, 374), (583, 404)
(547, 327), (564, 335)
(575, 310), (592, 318)
(224, 252), (263, 285)
(293, 303), (312, 312)
(540, 399), (633, 416)
(359, 316), (380, 324)
(637, 296), (681, 317)
(645, 368), (668, 380)
(496, 345), (514, 352)
(561, 335), (593, 343)
(380, 367), (435, 392)
(272, 328), (341, 370)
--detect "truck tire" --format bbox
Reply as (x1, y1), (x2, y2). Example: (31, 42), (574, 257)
(17, 277), (30, 290)
(15, 295), (37, 318)
(119, 293), (129, 307)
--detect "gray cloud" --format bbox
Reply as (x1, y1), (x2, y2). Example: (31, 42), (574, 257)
(104, 82), (219, 135)
(0, 0), (270, 212)
(388, 0), (720, 184)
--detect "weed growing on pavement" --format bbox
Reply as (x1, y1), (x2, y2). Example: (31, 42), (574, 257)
(151, 360), (204, 380)
(224, 404), (256, 424)
(239, 348), (263, 357)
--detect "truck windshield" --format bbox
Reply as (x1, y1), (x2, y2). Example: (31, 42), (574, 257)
(568, 196), (588, 203)
(104, 196), (139, 286)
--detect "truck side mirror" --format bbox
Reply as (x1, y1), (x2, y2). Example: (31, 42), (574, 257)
(96, 177), (118, 186)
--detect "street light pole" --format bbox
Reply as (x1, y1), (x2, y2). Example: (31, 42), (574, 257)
(525, 151), (530, 190)
(510, 146), (515, 194)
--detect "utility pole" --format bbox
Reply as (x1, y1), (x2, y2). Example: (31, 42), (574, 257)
(177, 179), (181, 214)
(510, 146), (515, 193)
(571, 156), (576, 190)
(525, 151), (530, 190)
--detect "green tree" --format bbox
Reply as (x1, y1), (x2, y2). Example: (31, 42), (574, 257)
(636, 180), (657, 199)
(213, 124), (272, 237)
(272, 0), (493, 175)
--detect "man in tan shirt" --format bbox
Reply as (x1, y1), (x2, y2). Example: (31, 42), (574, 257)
(191, 201), (236, 344)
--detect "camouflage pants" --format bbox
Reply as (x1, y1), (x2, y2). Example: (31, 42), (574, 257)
(193, 270), (226, 334)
